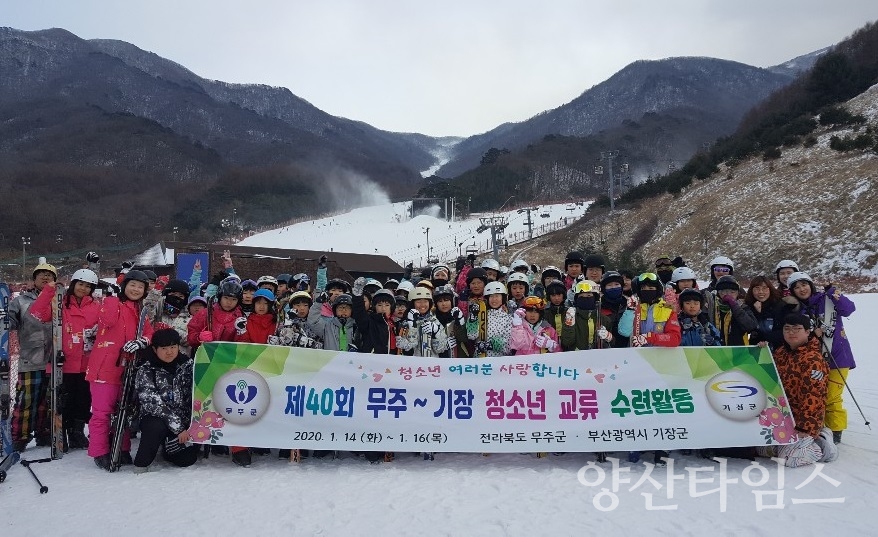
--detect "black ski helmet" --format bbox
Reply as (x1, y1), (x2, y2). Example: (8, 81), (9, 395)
(162, 279), (190, 297)
(466, 267), (489, 285)
(564, 251), (586, 270)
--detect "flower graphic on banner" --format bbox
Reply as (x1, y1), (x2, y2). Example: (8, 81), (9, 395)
(189, 398), (225, 444)
(758, 394), (798, 445)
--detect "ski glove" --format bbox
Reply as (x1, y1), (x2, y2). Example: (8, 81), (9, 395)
(396, 336), (413, 351)
(511, 314), (523, 328)
(267, 335), (281, 346)
(565, 308), (576, 327)
(597, 327), (612, 342)
(296, 334), (316, 348)
(83, 325), (98, 352)
(721, 294), (738, 307)
(122, 338), (148, 353)
(468, 303), (481, 321)
(446, 336), (457, 351)
(631, 334), (649, 347)
(234, 317), (248, 335)
(450, 307), (465, 326)
(352, 277), (366, 297)
(475, 340), (489, 354)
(86, 251), (101, 263)
(199, 330), (214, 343)
(489, 337), (505, 353)
(535, 335), (556, 351)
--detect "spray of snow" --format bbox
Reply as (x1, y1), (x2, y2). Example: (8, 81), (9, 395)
(317, 166), (391, 211)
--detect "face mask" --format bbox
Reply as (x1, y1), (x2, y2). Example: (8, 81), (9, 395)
(638, 289), (660, 304)
(603, 287), (624, 303)
(575, 296), (596, 310)
(164, 294), (187, 314)
(657, 270), (674, 283)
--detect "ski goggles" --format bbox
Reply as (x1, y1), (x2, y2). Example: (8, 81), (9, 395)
(573, 280), (598, 294)
(522, 296), (545, 310)
(637, 272), (660, 283)
(713, 266), (731, 274)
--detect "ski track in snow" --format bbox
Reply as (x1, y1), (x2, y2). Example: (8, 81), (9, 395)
(237, 201), (589, 266)
(3, 295), (877, 536)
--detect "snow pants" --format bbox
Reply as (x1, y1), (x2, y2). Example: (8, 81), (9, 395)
(134, 416), (198, 469)
(825, 368), (849, 432)
(87, 381), (130, 457)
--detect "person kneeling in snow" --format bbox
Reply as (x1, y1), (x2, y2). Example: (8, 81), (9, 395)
(132, 329), (199, 473)
(756, 313), (837, 467)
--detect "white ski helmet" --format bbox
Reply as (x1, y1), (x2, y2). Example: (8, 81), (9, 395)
(786, 271), (813, 290)
(481, 258), (501, 272)
(257, 275), (278, 288)
(396, 280), (415, 295)
(775, 259), (799, 274)
(671, 266), (697, 283)
(510, 259), (529, 272)
(541, 265), (563, 282)
(71, 268), (99, 286)
(709, 256), (734, 271)
(506, 272), (530, 290)
(484, 281), (508, 297)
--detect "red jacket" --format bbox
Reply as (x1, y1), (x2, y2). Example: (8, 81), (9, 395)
(235, 313), (277, 344)
(30, 284), (101, 374)
(86, 297), (154, 385)
(187, 303), (242, 352)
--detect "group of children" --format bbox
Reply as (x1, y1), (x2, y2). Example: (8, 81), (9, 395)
(4, 249), (857, 471)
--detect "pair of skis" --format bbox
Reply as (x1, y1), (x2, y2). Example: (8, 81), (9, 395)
(1, 282), (12, 456)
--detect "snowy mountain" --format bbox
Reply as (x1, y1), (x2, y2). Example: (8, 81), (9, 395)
(0, 27), (439, 188)
(436, 57), (797, 177)
(518, 84), (878, 291)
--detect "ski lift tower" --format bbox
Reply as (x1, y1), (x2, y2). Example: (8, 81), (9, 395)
(477, 216), (509, 262)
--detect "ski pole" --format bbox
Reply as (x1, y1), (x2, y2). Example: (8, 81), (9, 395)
(20, 457), (51, 494)
(818, 336), (871, 428)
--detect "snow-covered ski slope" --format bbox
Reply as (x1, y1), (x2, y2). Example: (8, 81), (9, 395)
(3, 294), (876, 536)
(238, 201), (590, 265)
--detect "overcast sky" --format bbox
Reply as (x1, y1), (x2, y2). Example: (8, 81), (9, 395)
(6, 1), (878, 137)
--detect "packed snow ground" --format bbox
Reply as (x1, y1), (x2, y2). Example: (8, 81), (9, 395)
(3, 294), (876, 536)
(237, 201), (589, 266)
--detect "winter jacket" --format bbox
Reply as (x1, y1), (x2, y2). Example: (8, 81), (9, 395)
(7, 288), (54, 373)
(618, 299), (682, 347)
(86, 297), (155, 385)
(435, 309), (468, 358)
(704, 292), (758, 345)
(467, 308), (511, 357)
(679, 314), (723, 347)
(274, 315), (324, 349)
(600, 300), (630, 348)
(542, 303), (570, 336)
(773, 337), (828, 438)
(560, 308), (613, 351)
(187, 303), (242, 352)
(797, 289), (857, 370)
(30, 283), (101, 374)
(398, 310), (449, 357)
(155, 311), (193, 358)
(351, 294), (401, 354)
(747, 299), (785, 349)
(135, 348), (193, 435)
(307, 305), (358, 352)
(510, 319), (560, 355)
(235, 312), (277, 344)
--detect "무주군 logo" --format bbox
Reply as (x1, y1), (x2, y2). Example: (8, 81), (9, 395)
(213, 369), (271, 425)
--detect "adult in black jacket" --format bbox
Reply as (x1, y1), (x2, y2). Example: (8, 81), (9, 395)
(132, 329), (199, 473)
